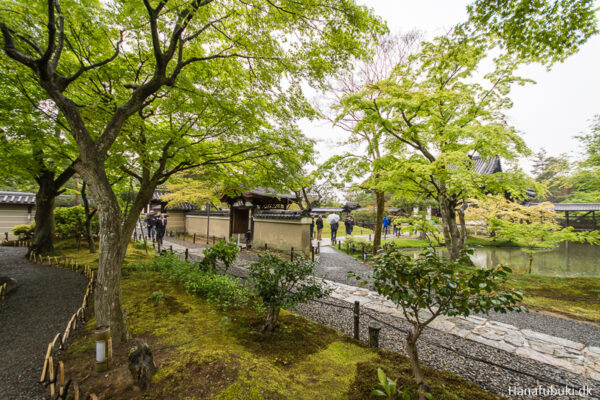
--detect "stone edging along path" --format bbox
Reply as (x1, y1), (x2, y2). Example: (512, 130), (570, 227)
(324, 279), (600, 382)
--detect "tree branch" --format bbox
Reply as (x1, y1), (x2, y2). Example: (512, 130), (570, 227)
(58, 31), (124, 90)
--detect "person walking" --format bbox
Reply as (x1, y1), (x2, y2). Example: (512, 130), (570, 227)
(327, 213), (340, 243)
(382, 216), (390, 235)
(145, 211), (156, 241)
(344, 215), (354, 236)
(316, 215), (324, 241)
(155, 213), (167, 246)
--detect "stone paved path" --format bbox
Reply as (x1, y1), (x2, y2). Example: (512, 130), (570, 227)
(163, 238), (600, 383)
(0, 247), (87, 400)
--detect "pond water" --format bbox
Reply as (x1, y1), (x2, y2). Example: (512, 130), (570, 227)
(404, 242), (600, 277)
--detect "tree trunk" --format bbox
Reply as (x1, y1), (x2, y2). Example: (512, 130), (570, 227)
(439, 196), (463, 260)
(373, 190), (385, 255)
(95, 198), (129, 344)
(77, 158), (159, 345)
(458, 200), (467, 249)
(77, 160), (129, 344)
(81, 182), (96, 253)
(29, 173), (57, 256)
(262, 305), (280, 334)
(406, 329), (429, 400)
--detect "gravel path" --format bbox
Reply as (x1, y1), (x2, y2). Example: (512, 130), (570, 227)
(0, 247), (87, 400)
(318, 246), (600, 347)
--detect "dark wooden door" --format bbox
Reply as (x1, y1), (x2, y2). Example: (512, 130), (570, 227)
(232, 209), (250, 234)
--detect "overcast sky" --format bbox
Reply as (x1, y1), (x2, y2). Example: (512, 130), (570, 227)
(301, 0), (600, 175)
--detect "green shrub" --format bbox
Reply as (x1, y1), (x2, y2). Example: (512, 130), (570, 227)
(201, 240), (239, 271)
(249, 251), (330, 334)
(12, 223), (34, 239)
(147, 252), (249, 310)
(55, 206), (84, 239)
(351, 208), (378, 226)
(356, 248), (524, 398)
(344, 236), (373, 254)
(55, 206), (99, 239)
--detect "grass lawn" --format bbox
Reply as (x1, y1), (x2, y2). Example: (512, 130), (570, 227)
(319, 222), (374, 239)
(508, 274), (600, 322)
(59, 245), (499, 400)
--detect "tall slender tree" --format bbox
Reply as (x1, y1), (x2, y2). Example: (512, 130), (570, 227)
(326, 32), (421, 254)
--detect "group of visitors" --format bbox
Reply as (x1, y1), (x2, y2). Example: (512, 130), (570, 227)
(309, 214), (355, 242)
(144, 210), (167, 245)
(383, 215), (403, 236)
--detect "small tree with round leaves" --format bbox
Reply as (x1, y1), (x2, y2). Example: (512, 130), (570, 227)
(355, 248), (524, 400)
(249, 251), (329, 334)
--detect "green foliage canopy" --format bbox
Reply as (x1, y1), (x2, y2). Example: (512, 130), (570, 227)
(467, 0), (598, 65)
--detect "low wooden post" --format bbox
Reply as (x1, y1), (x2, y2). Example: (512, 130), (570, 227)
(290, 247), (294, 261)
(368, 324), (381, 348)
(265, 243), (268, 250)
(338, 241), (341, 250)
(4, 232), (7, 241)
(317, 241), (320, 254)
(185, 248), (189, 261)
(346, 243), (349, 254)
(193, 233), (196, 244)
(58, 361), (65, 396)
(311, 246), (315, 262)
(362, 245), (365, 261)
(48, 356), (55, 396)
(353, 301), (360, 340)
(170, 245), (173, 252)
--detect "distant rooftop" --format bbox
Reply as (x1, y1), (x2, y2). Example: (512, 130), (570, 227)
(472, 156), (502, 175)
(0, 191), (36, 206)
(549, 203), (600, 212)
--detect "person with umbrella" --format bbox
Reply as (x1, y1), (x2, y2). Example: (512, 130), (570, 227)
(327, 213), (340, 243)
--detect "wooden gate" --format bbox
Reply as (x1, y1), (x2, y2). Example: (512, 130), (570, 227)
(231, 208), (250, 235)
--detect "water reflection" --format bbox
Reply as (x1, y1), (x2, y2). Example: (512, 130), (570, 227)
(402, 242), (600, 277)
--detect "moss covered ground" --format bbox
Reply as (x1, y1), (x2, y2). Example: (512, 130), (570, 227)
(60, 245), (500, 400)
(508, 274), (600, 322)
